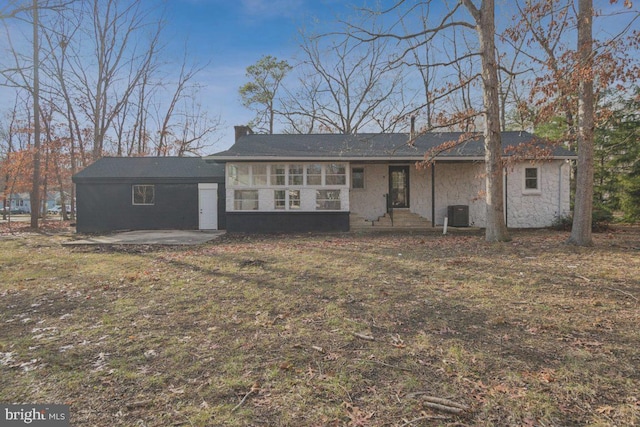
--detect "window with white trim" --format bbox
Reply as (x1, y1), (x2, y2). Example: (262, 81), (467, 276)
(288, 189), (301, 209)
(271, 164), (286, 186)
(252, 164), (268, 185)
(288, 164), (304, 185)
(228, 164), (250, 186)
(274, 190), (286, 210)
(326, 163), (346, 185)
(316, 190), (341, 210)
(352, 167), (365, 189)
(274, 189), (301, 210)
(524, 167), (539, 191)
(306, 164), (322, 185)
(234, 190), (259, 210)
(132, 185), (155, 205)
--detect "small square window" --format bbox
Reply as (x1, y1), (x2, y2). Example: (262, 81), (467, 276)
(352, 167), (365, 189)
(525, 168), (539, 190)
(132, 185), (155, 205)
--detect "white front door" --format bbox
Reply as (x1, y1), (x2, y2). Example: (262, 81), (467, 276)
(198, 183), (218, 230)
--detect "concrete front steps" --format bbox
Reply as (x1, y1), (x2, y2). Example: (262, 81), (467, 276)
(350, 210), (432, 231)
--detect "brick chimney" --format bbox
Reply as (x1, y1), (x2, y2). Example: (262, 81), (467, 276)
(410, 116), (416, 140)
(234, 125), (253, 142)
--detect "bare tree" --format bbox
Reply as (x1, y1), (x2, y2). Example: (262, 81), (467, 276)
(170, 97), (223, 156)
(283, 30), (411, 135)
(63, 0), (163, 160)
(463, 0), (510, 242)
(350, 0), (510, 241)
(1, 1), (44, 226)
(397, 2), (439, 129)
(155, 50), (215, 155)
(0, 95), (21, 221)
(29, 0), (41, 227)
(507, 1), (576, 135)
(40, 8), (85, 217)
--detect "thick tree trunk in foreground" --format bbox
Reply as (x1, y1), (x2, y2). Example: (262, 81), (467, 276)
(568, 0), (594, 246)
(465, 0), (510, 242)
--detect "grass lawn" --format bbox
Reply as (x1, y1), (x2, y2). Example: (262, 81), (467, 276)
(1, 223), (638, 426)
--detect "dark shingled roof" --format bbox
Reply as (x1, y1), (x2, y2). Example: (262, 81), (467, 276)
(208, 131), (576, 161)
(73, 157), (225, 183)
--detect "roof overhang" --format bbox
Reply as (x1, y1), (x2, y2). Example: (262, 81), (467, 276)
(205, 155), (577, 162)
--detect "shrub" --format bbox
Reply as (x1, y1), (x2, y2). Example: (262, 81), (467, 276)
(551, 214), (573, 231)
(551, 206), (613, 232)
(620, 175), (640, 222)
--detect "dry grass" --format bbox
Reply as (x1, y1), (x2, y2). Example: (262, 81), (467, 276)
(1, 224), (639, 426)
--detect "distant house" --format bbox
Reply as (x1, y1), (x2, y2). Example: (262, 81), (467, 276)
(6, 193), (31, 213)
(5, 191), (69, 214)
(205, 127), (575, 233)
(72, 157), (225, 233)
(72, 128), (575, 234)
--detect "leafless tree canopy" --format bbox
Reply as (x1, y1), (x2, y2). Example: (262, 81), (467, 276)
(0, 0), (223, 227)
(1, 0), (223, 163)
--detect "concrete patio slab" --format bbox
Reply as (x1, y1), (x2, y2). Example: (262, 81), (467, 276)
(64, 230), (225, 246)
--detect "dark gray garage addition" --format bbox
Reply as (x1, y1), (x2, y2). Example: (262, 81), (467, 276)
(72, 157), (225, 233)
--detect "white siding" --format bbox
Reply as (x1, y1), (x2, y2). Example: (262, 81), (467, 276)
(433, 162), (486, 226)
(506, 160), (570, 228)
(348, 160), (570, 228)
(225, 160), (571, 228)
(349, 164), (387, 220)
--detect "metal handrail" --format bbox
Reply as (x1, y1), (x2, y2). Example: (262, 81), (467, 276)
(385, 193), (394, 226)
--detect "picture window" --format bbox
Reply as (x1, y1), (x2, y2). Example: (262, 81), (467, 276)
(234, 190), (259, 210)
(316, 190), (341, 210)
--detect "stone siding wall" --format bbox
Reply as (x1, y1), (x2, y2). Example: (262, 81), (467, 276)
(349, 163), (388, 220)
(506, 160), (570, 228)
(348, 160), (570, 228)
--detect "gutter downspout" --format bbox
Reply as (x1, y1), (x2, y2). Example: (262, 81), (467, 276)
(558, 161), (564, 217)
(504, 168), (508, 228)
(431, 162), (435, 227)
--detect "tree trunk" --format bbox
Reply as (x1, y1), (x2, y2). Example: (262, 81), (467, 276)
(473, 0), (510, 242)
(30, 0), (41, 229)
(568, 0), (594, 246)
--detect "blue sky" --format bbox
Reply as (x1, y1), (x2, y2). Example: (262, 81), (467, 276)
(162, 0), (354, 149)
(161, 0), (640, 151)
(1, 0), (637, 153)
